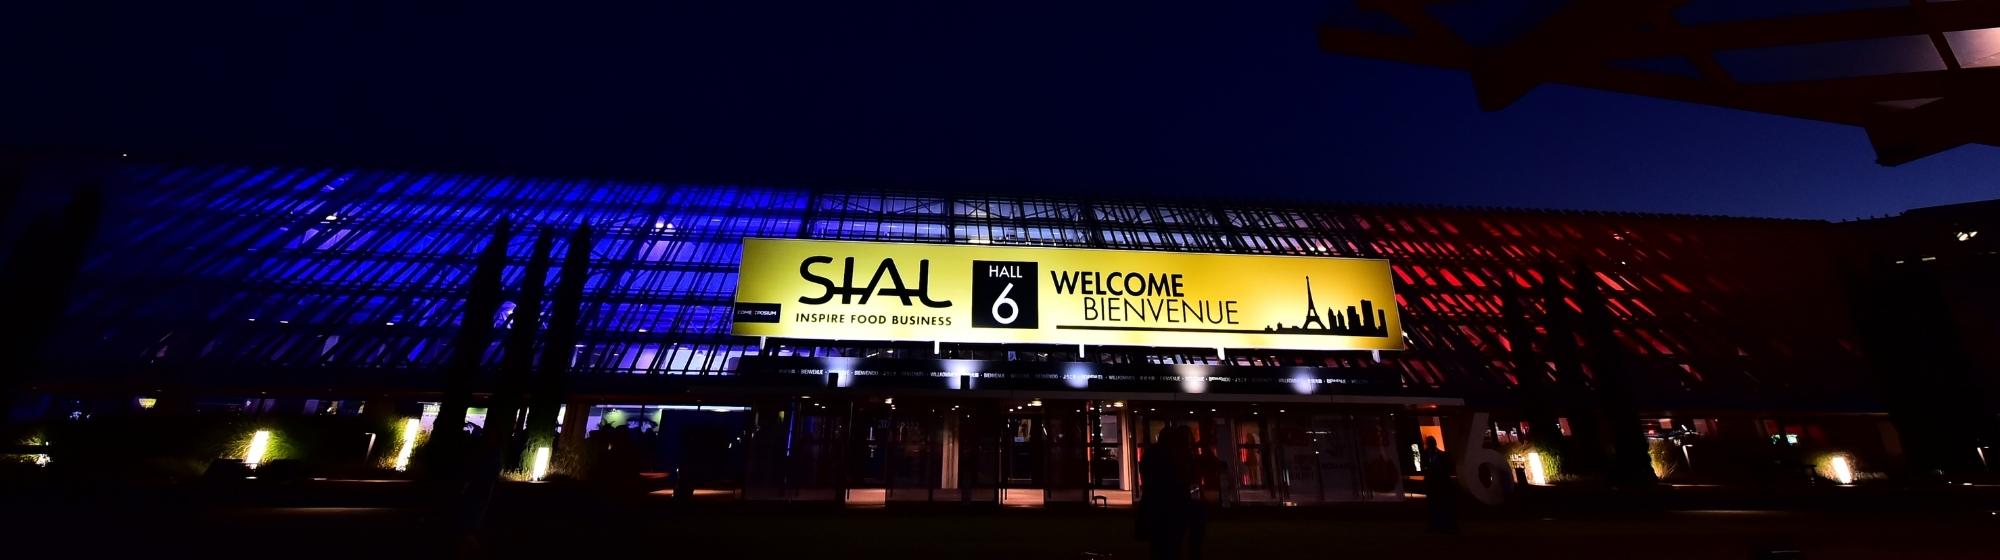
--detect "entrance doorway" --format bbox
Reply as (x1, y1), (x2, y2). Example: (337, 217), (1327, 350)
(1133, 407), (1402, 505)
(993, 401), (1096, 506)
(1003, 414), (1042, 488)
(1275, 413), (1404, 503)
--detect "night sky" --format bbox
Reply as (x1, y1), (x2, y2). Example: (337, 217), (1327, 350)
(10, 1), (1998, 220)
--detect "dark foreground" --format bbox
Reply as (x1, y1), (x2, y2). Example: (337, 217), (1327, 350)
(7, 486), (1999, 559)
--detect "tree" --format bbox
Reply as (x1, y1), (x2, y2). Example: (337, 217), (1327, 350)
(0, 184), (102, 426)
(1539, 259), (1605, 479)
(1573, 262), (1658, 489)
(1501, 280), (1562, 452)
(522, 225), (591, 469)
(434, 219), (512, 441)
(486, 228), (552, 465)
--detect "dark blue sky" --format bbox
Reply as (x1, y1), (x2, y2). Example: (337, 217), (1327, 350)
(10, 1), (1998, 219)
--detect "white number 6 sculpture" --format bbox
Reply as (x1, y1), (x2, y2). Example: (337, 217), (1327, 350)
(1456, 412), (1511, 505)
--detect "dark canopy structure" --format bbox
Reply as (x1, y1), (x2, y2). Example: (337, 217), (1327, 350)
(1319, 0), (2000, 165)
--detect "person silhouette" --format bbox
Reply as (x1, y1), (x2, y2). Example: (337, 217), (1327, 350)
(1139, 425), (1197, 560)
(1422, 436), (1459, 534)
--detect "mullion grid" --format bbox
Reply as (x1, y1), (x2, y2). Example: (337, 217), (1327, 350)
(62, 165), (1867, 399)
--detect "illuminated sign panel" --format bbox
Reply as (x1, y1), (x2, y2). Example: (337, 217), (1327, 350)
(730, 238), (1403, 351)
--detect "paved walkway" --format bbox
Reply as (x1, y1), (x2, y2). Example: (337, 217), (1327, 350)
(8, 496), (1998, 559)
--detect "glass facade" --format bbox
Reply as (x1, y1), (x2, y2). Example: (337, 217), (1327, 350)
(14, 162), (1922, 504)
(48, 163), (1872, 411)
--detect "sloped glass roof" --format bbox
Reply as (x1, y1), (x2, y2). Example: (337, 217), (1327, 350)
(1676, 0), (1912, 26)
(1947, 27), (2000, 68)
(1715, 34), (1947, 83)
(1426, 0), (1571, 47)
(1319, 0), (2000, 164)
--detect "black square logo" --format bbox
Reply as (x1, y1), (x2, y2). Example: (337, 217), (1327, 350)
(971, 260), (1037, 329)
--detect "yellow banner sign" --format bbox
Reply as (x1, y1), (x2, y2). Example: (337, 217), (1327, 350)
(730, 238), (1403, 351)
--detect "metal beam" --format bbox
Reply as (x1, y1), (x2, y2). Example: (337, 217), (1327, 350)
(1318, 1), (2000, 164)
(1866, 92), (2000, 165)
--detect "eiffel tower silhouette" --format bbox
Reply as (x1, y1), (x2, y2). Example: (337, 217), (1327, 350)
(1268, 276), (1390, 336)
(1300, 276), (1326, 330)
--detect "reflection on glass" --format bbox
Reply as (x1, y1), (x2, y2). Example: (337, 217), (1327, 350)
(1237, 420), (1267, 488)
(1946, 28), (2000, 68)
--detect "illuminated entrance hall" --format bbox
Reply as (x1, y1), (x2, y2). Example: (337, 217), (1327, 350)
(741, 396), (1409, 506)
(736, 354), (1424, 508)
(34, 163), (1898, 500)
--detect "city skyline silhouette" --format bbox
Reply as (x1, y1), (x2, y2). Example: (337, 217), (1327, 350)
(1266, 276), (1390, 337)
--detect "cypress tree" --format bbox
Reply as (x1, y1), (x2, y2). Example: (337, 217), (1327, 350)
(434, 219), (512, 441)
(1502, 281), (1562, 452)
(1574, 262), (1658, 488)
(523, 225), (591, 470)
(0, 184), (101, 425)
(1540, 259), (1605, 478)
(486, 228), (552, 463)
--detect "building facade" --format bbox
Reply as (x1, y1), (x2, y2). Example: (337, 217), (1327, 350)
(13, 162), (1951, 504)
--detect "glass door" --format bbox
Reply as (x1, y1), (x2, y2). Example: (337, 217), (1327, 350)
(886, 408), (938, 503)
(843, 401), (891, 505)
(743, 399), (845, 501)
(962, 405), (1002, 504)
(1004, 415), (1042, 487)
(1233, 416), (1275, 502)
(1043, 404), (1090, 505)
(1089, 410), (1123, 489)
(1312, 414), (1365, 502)
(1270, 412), (1404, 503)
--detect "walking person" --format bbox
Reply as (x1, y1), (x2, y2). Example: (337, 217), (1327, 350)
(1139, 425), (1197, 560)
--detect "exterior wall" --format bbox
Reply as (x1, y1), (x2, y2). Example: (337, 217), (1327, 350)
(38, 163), (1873, 413)
(1838, 201), (1999, 475)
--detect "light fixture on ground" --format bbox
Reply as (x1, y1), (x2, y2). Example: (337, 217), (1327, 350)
(530, 446), (552, 482)
(1829, 455), (1855, 485)
(393, 418), (420, 472)
(245, 430), (272, 468)
(1525, 451), (1550, 486)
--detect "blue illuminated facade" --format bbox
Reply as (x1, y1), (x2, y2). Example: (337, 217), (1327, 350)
(60, 167), (838, 381)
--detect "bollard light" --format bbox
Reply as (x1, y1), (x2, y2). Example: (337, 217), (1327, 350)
(1525, 451), (1550, 486)
(245, 430), (272, 468)
(530, 446), (552, 482)
(392, 418), (420, 472)
(1830, 455), (1854, 485)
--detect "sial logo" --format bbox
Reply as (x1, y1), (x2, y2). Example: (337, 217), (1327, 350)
(798, 256), (953, 308)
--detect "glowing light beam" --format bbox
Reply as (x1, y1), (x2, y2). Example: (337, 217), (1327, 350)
(245, 430), (272, 468)
(393, 418), (420, 472)
(530, 446), (552, 482)
(1525, 451), (1550, 486)
(1830, 455), (1854, 485)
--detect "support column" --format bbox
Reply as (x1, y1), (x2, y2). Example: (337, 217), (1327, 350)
(556, 399), (591, 476)
(1119, 407), (1135, 492)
